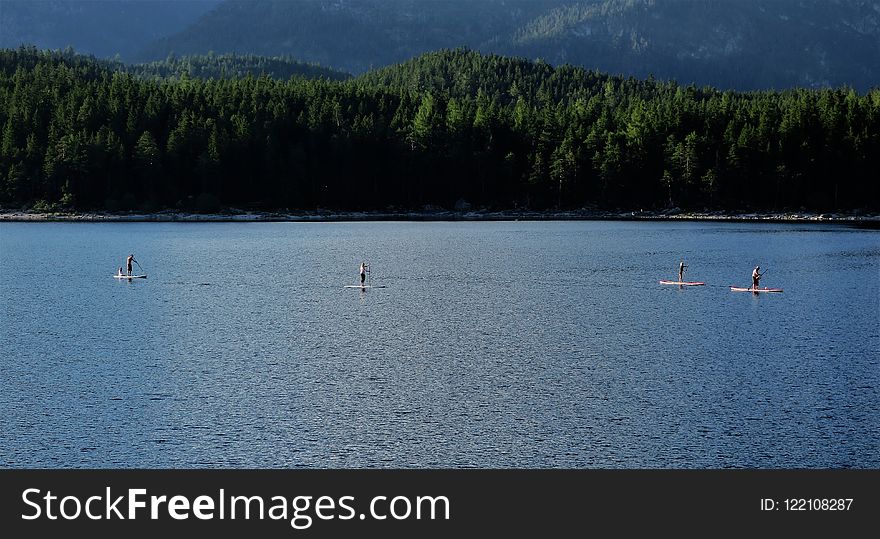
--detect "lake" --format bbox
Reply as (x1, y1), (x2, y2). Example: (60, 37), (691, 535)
(0, 220), (877, 468)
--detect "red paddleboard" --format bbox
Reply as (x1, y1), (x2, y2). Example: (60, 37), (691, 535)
(659, 280), (705, 286)
(730, 286), (782, 293)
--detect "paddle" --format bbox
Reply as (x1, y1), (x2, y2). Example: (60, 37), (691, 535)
(133, 258), (145, 276)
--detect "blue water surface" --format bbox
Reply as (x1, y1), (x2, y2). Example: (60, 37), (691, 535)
(1, 220), (877, 468)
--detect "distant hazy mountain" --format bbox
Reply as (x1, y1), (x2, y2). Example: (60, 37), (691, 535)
(137, 0), (566, 71)
(505, 0), (880, 91)
(0, 0), (221, 60)
(137, 0), (879, 91)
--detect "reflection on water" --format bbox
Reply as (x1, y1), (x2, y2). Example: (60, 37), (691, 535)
(0, 221), (878, 468)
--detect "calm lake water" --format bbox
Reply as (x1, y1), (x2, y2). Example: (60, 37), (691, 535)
(1, 220), (878, 468)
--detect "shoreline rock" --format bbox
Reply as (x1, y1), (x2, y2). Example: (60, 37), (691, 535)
(0, 208), (878, 224)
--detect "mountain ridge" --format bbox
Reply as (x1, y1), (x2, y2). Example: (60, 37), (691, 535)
(136, 0), (880, 91)
(3, 1), (877, 90)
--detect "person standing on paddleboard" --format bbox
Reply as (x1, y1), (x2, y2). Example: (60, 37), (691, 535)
(678, 261), (688, 282)
(127, 254), (137, 276)
(359, 261), (369, 286)
(752, 265), (763, 290)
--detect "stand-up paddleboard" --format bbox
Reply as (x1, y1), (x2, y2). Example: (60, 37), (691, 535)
(659, 280), (705, 286)
(113, 274), (147, 279)
(730, 286), (782, 293)
(344, 285), (386, 289)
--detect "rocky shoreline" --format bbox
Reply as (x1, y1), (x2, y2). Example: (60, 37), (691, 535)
(1, 208), (878, 224)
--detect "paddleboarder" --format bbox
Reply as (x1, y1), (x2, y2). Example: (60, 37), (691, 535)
(359, 261), (369, 286)
(678, 261), (688, 282)
(126, 254), (137, 276)
(751, 265), (763, 290)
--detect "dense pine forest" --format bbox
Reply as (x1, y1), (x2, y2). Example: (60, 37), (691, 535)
(0, 47), (878, 213)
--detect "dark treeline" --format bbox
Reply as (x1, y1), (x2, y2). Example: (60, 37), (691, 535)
(0, 47), (877, 213)
(127, 53), (351, 82)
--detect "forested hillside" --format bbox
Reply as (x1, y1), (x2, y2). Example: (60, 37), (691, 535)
(505, 0), (880, 91)
(137, 0), (563, 73)
(139, 0), (880, 91)
(1, 48), (878, 214)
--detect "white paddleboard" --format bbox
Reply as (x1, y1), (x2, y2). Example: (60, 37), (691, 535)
(113, 274), (147, 279)
(730, 286), (782, 293)
(344, 285), (386, 289)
